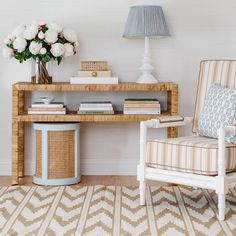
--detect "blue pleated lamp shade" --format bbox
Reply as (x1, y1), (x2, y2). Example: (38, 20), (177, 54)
(123, 5), (170, 38)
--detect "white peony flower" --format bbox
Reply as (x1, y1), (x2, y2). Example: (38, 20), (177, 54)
(29, 41), (42, 55)
(74, 41), (79, 47)
(45, 29), (58, 44)
(47, 23), (63, 33)
(13, 37), (27, 52)
(4, 37), (12, 45)
(63, 28), (77, 43)
(51, 43), (65, 57)
(12, 24), (26, 37)
(63, 43), (74, 57)
(4, 34), (16, 45)
(40, 48), (47, 55)
(2, 46), (14, 58)
(38, 31), (45, 39)
(39, 21), (46, 26)
(23, 25), (38, 40)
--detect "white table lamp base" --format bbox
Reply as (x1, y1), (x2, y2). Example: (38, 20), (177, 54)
(137, 36), (158, 84)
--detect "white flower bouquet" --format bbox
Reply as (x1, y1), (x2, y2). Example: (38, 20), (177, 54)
(3, 21), (79, 83)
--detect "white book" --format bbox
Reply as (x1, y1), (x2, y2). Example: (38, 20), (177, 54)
(124, 108), (160, 111)
(123, 111), (161, 115)
(77, 110), (114, 115)
(80, 102), (112, 108)
(78, 71), (111, 77)
(28, 111), (66, 115)
(31, 102), (64, 108)
(70, 77), (118, 84)
(80, 104), (113, 108)
(124, 108), (161, 111)
(79, 107), (113, 111)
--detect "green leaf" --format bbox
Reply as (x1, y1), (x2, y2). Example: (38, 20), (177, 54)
(24, 48), (31, 60)
(57, 38), (66, 44)
(57, 57), (62, 65)
(35, 38), (43, 43)
(14, 47), (33, 63)
(7, 43), (14, 49)
(42, 26), (48, 33)
(42, 53), (51, 63)
(15, 52), (23, 63)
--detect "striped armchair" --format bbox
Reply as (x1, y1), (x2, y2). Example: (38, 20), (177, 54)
(138, 60), (236, 221)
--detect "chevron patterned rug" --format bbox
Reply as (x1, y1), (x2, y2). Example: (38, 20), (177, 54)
(0, 186), (236, 235)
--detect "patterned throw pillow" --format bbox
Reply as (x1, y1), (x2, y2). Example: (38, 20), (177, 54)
(197, 84), (236, 144)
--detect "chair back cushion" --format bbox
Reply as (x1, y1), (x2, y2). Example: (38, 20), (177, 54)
(193, 60), (236, 133)
(197, 84), (236, 144)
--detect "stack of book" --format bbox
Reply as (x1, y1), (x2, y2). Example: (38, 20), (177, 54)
(28, 102), (66, 115)
(77, 101), (114, 115)
(123, 99), (161, 115)
(70, 60), (118, 84)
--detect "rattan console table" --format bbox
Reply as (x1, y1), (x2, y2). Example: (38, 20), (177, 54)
(12, 82), (178, 185)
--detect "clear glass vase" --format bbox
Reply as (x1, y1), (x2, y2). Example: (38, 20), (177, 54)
(31, 58), (53, 84)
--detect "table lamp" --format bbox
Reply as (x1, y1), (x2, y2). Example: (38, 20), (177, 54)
(123, 6), (170, 83)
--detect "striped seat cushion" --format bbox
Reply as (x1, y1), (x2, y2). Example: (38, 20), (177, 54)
(147, 136), (236, 176)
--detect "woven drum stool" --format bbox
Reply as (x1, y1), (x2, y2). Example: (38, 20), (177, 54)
(33, 123), (80, 185)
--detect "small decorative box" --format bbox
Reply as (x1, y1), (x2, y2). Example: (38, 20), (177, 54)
(78, 71), (111, 77)
(80, 61), (108, 71)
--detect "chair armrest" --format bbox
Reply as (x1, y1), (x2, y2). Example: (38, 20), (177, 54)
(141, 116), (193, 129)
(217, 125), (236, 139)
(184, 117), (194, 124)
(224, 125), (236, 136)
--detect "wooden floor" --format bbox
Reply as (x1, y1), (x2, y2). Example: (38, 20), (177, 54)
(0, 176), (166, 186)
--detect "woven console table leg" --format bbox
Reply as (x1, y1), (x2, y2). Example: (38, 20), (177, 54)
(167, 84), (179, 138)
(12, 86), (25, 185)
(12, 121), (24, 185)
(18, 122), (24, 178)
(167, 127), (178, 138)
(12, 121), (19, 185)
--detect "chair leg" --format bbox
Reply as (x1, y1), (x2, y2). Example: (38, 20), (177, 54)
(217, 127), (227, 221)
(218, 193), (225, 221)
(139, 180), (146, 205)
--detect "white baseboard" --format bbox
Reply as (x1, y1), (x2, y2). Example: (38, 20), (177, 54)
(0, 159), (137, 176)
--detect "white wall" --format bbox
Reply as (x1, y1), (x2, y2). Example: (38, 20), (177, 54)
(1, 0), (236, 176)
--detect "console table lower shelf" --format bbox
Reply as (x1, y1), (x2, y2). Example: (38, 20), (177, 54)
(16, 111), (171, 122)
(12, 82), (179, 185)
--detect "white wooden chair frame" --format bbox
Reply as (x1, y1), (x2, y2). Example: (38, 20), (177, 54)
(138, 117), (236, 221)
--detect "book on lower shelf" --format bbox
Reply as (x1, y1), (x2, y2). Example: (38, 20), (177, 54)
(77, 110), (114, 115)
(31, 102), (64, 108)
(123, 111), (160, 115)
(123, 99), (161, 115)
(28, 110), (66, 115)
(78, 101), (114, 115)
(28, 102), (66, 115)
(80, 101), (113, 108)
